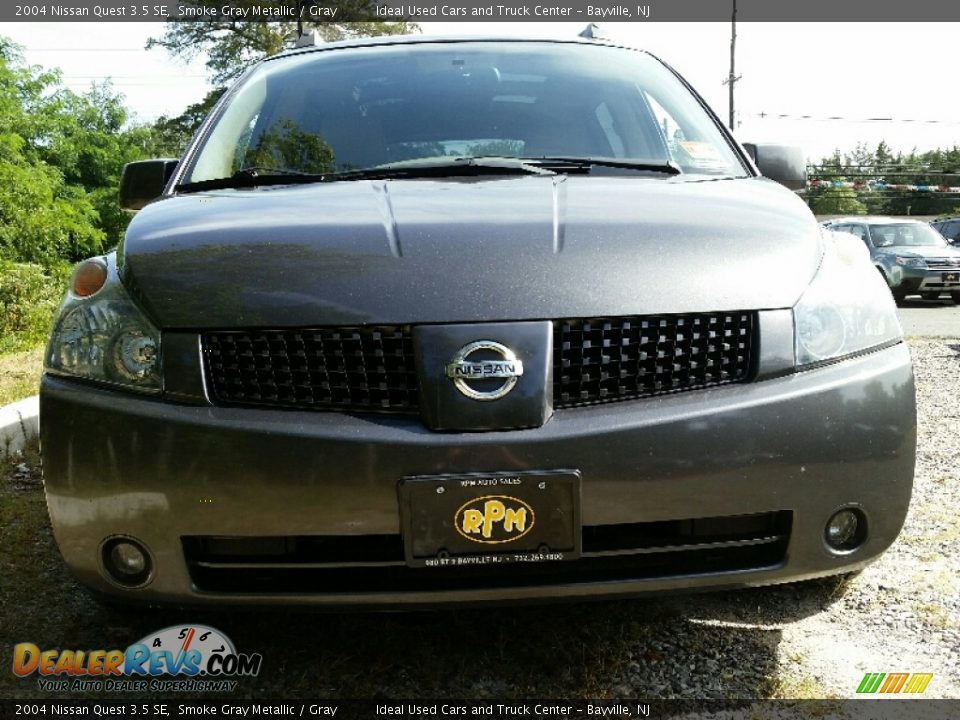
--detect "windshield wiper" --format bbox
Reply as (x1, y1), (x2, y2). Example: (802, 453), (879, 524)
(518, 157), (683, 175)
(326, 156), (555, 181)
(176, 166), (326, 192)
(177, 157), (554, 192)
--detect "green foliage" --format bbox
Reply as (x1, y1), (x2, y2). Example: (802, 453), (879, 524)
(241, 118), (336, 173)
(146, 18), (419, 161)
(151, 88), (225, 157)
(809, 186), (868, 215)
(0, 160), (103, 265)
(0, 36), (170, 357)
(0, 38), (161, 264)
(0, 261), (69, 354)
(808, 141), (960, 216)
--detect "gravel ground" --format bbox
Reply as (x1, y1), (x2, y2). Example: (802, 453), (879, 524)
(2, 338), (958, 704)
(774, 338), (960, 698)
(642, 337), (960, 701)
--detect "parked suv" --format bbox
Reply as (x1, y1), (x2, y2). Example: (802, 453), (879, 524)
(825, 217), (960, 302)
(931, 217), (960, 245)
(40, 36), (915, 607)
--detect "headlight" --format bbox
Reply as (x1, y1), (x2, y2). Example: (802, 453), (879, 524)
(894, 255), (926, 268)
(794, 233), (902, 368)
(45, 253), (161, 393)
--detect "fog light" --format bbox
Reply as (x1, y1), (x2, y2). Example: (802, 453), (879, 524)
(102, 537), (153, 587)
(112, 543), (146, 574)
(825, 508), (866, 552)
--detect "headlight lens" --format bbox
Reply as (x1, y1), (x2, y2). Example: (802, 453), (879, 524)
(794, 233), (902, 368)
(894, 255), (926, 268)
(46, 254), (161, 392)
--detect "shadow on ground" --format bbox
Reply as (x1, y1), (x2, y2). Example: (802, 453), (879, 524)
(2, 451), (849, 700)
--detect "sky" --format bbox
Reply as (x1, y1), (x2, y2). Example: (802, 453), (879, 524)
(2, 20), (959, 162)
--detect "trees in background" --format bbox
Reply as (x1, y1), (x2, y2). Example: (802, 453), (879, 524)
(806, 141), (960, 216)
(0, 39), (156, 264)
(147, 15), (417, 152)
(808, 187), (868, 216)
(7, 19), (959, 271)
(1, 20), (420, 266)
(3, 20), (419, 354)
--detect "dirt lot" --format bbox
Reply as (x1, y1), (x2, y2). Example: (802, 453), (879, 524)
(1, 338), (957, 701)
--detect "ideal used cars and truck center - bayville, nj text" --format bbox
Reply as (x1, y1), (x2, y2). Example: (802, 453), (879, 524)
(39, 35), (916, 608)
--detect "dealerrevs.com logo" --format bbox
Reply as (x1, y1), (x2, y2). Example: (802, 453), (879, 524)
(13, 625), (261, 692)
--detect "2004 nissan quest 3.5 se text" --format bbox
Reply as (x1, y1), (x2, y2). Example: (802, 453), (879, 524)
(40, 34), (916, 607)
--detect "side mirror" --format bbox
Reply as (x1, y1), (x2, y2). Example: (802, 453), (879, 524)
(119, 159), (179, 211)
(742, 143), (806, 191)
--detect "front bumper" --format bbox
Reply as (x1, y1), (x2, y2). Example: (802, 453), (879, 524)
(40, 342), (916, 607)
(891, 265), (960, 293)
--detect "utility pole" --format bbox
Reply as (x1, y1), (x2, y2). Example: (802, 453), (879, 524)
(723, 0), (742, 131)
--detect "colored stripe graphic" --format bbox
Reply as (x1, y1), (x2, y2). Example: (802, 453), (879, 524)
(880, 673), (910, 693)
(903, 674), (934, 694)
(857, 673), (885, 693)
(856, 672), (932, 694)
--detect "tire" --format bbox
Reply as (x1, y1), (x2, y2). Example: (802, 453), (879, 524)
(952, 292), (960, 305)
(892, 289), (907, 303)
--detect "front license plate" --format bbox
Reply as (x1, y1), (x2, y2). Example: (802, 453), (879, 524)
(399, 471), (581, 568)
(943, 272), (959, 283)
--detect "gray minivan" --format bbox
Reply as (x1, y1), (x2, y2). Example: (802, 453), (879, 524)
(40, 35), (915, 607)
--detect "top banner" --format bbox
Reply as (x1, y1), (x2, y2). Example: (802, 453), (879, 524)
(6, 0), (960, 23)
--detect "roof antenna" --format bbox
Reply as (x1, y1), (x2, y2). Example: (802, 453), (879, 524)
(579, 24), (609, 40)
(294, 2), (322, 49)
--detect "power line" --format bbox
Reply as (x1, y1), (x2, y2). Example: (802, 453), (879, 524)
(750, 112), (960, 126)
(23, 48), (149, 52)
(61, 75), (206, 79)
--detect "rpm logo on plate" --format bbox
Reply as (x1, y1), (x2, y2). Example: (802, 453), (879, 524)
(455, 495), (535, 544)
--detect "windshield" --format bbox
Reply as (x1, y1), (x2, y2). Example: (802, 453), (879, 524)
(870, 224), (949, 248)
(183, 41), (747, 185)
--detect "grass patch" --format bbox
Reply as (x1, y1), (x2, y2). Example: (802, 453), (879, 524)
(0, 345), (43, 405)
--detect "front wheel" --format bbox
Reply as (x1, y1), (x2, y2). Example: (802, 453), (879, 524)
(952, 291), (960, 305)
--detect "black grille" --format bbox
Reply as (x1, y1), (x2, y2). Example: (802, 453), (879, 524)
(182, 511), (791, 595)
(554, 312), (755, 408)
(203, 327), (418, 412)
(202, 312), (756, 413)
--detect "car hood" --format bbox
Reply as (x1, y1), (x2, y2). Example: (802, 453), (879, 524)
(121, 175), (822, 328)
(877, 245), (960, 259)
